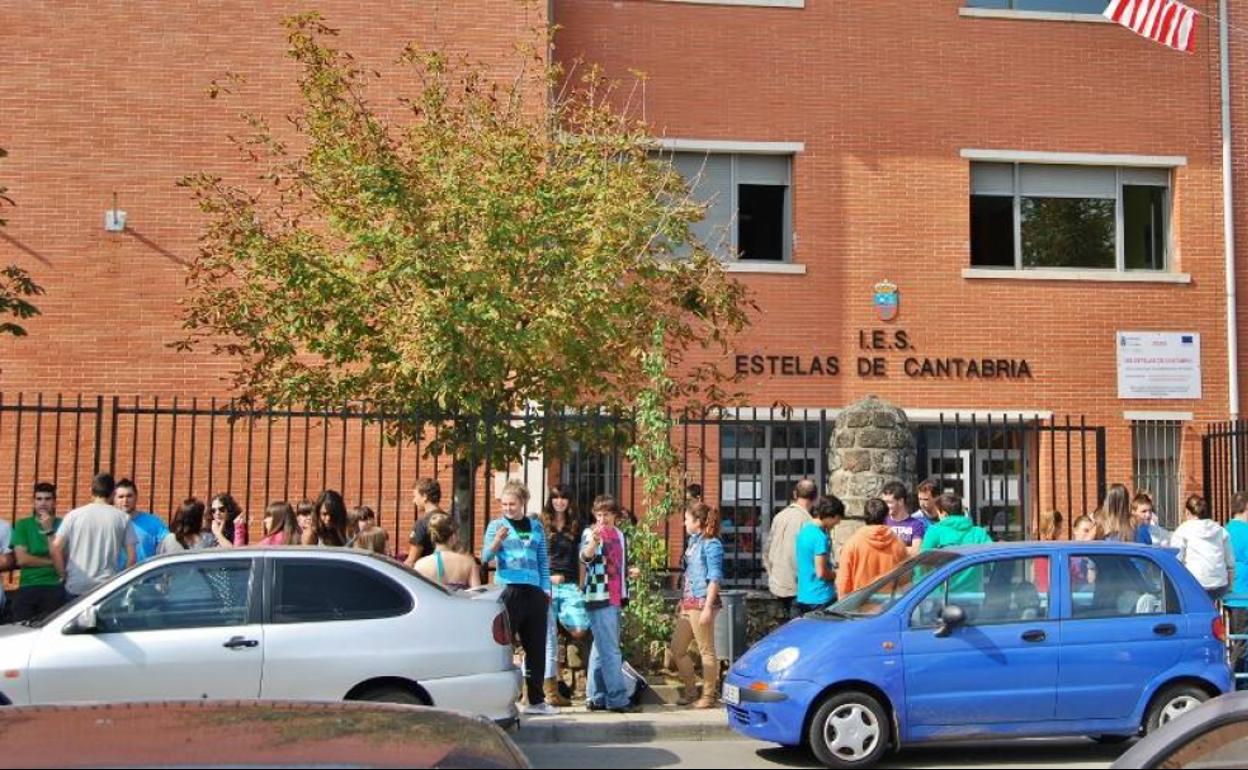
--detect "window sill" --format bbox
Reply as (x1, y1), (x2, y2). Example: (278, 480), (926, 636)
(652, 0), (804, 7)
(963, 268), (1191, 284)
(958, 7), (1111, 24)
(723, 261), (807, 275)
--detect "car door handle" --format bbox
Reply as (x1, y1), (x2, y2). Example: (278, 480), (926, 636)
(223, 636), (259, 650)
(1153, 623), (1178, 637)
(1021, 629), (1047, 643)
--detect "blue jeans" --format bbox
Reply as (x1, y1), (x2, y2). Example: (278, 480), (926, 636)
(587, 605), (628, 709)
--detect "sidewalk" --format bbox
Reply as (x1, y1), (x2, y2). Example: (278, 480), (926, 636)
(513, 704), (734, 744)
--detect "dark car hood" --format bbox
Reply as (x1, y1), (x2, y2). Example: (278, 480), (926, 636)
(0, 700), (529, 769)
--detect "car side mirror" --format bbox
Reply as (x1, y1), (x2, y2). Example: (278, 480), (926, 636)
(66, 606), (100, 635)
(934, 604), (965, 638)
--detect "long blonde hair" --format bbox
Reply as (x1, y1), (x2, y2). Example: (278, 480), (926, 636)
(1096, 484), (1135, 541)
(1037, 510), (1063, 541)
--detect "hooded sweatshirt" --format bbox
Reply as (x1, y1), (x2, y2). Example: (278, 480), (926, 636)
(921, 514), (993, 552)
(1171, 518), (1235, 590)
(920, 515), (993, 595)
(836, 524), (908, 598)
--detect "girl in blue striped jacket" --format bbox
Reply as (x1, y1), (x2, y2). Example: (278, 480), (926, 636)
(482, 479), (556, 715)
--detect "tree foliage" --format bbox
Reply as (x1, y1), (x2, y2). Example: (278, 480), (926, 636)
(177, 13), (754, 461)
(0, 147), (44, 337)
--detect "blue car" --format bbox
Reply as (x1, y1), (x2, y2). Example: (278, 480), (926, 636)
(724, 542), (1232, 769)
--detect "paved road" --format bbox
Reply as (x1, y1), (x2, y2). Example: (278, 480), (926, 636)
(522, 737), (1125, 769)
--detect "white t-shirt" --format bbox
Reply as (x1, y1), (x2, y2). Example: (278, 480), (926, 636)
(1171, 518), (1235, 590)
(57, 501), (129, 596)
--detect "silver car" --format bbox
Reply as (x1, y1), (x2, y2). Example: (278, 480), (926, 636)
(0, 547), (521, 724)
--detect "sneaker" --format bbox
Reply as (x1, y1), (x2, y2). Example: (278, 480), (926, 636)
(586, 702), (607, 712)
(524, 702), (560, 716)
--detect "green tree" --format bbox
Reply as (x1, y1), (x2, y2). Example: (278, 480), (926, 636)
(177, 13), (753, 461)
(0, 147), (45, 337)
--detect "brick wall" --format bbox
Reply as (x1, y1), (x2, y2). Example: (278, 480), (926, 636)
(554, 0), (1235, 498)
(0, 0), (544, 395)
(0, 0), (1241, 521)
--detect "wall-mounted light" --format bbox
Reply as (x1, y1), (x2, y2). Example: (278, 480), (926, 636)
(104, 192), (127, 232)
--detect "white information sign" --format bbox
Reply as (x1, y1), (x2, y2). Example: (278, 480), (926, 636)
(1117, 332), (1202, 400)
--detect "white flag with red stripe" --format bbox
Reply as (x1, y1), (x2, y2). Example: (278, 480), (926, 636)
(1103, 0), (1198, 53)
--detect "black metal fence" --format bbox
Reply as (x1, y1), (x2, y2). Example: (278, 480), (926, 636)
(1204, 420), (1248, 521)
(0, 395), (1107, 589)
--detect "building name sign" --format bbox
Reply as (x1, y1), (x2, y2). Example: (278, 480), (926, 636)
(735, 329), (1034, 380)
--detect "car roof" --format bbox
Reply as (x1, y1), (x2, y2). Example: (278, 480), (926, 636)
(139, 545), (396, 564)
(939, 541), (1172, 557)
(0, 700), (528, 769)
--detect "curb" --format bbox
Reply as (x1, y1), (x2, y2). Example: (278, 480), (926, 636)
(512, 712), (735, 744)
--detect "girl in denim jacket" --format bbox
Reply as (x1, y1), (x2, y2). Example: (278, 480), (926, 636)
(669, 503), (724, 708)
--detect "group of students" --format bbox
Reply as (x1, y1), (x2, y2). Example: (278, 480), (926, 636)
(1059, 483), (1248, 603)
(480, 480), (725, 715)
(766, 478), (993, 618)
(765, 474), (1248, 631)
(0, 473), (400, 623)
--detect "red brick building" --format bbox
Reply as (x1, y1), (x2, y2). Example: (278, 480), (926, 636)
(2, 0), (1246, 579)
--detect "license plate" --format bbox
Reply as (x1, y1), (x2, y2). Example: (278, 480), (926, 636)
(723, 684), (740, 705)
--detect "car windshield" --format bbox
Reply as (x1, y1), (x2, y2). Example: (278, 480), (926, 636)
(827, 550), (962, 618)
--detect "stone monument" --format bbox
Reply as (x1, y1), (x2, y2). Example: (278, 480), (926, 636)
(828, 395), (917, 555)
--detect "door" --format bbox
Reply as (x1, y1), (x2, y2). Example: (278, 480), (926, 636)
(1056, 552), (1187, 721)
(259, 558), (419, 700)
(976, 448), (1024, 541)
(903, 555), (1058, 726)
(29, 557), (262, 703)
(925, 449), (975, 501)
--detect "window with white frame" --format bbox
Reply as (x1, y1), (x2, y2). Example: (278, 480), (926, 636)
(668, 152), (793, 262)
(970, 162), (1171, 272)
(965, 0), (1106, 11)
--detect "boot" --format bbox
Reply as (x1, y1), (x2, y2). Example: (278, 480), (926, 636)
(543, 679), (571, 707)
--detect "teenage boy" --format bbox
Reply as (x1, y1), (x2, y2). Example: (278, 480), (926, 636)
(581, 494), (635, 713)
(794, 495), (845, 615)
(881, 481), (925, 555)
(837, 498), (908, 598)
(11, 482), (66, 621)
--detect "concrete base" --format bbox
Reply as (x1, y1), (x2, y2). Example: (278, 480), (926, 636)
(513, 706), (734, 744)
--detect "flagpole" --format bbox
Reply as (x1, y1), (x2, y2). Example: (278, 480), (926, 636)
(1220, 0), (1241, 425)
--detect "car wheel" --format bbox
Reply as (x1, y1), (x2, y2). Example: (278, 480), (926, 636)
(353, 684), (428, 706)
(1144, 683), (1210, 734)
(807, 691), (890, 769)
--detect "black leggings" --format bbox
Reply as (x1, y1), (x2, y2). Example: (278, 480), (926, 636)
(502, 583), (548, 705)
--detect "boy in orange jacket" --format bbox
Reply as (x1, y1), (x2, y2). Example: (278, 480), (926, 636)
(836, 497), (909, 598)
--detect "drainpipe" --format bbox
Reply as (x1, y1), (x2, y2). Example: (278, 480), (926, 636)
(1221, 0), (1240, 422)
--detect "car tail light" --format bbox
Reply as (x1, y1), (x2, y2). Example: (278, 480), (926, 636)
(493, 612), (511, 646)
(1214, 616), (1227, 643)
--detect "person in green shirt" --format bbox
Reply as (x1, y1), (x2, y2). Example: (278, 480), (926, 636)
(10, 481), (66, 622)
(921, 492), (992, 597)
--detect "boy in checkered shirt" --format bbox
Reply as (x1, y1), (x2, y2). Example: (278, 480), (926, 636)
(580, 494), (633, 712)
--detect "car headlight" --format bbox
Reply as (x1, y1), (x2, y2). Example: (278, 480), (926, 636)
(766, 646), (800, 674)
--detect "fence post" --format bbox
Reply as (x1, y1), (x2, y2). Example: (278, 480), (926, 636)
(1095, 427), (1108, 504)
(92, 395), (105, 475)
(1203, 425), (1214, 506)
